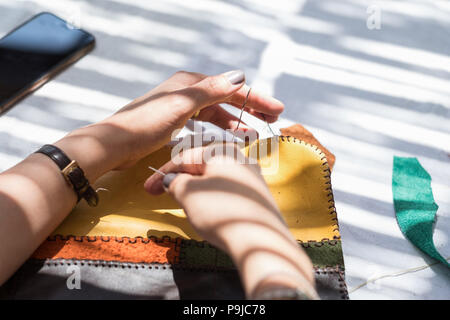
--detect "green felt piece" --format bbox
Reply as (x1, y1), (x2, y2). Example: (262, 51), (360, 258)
(301, 241), (344, 268)
(215, 249), (235, 269)
(180, 240), (235, 268)
(392, 156), (449, 267)
(180, 239), (344, 269)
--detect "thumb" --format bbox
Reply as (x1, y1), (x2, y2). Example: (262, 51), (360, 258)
(176, 70), (245, 112)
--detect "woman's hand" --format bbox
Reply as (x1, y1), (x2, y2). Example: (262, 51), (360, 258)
(144, 143), (317, 299)
(145, 143), (278, 244)
(56, 70), (284, 182)
(0, 70), (285, 286)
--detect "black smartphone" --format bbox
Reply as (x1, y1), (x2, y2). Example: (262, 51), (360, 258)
(0, 12), (95, 115)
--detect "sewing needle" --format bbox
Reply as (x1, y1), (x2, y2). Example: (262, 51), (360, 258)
(148, 165), (166, 176)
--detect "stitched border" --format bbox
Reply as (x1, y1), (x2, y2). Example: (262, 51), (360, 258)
(27, 258), (239, 273)
(337, 269), (349, 300)
(44, 236), (341, 247)
(299, 239), (344, 269)
(314, 266), (349, 300)
(277, 136), (341, 240)
(47, 234), (181, 244)
(298, 239), (340, 248)
(27, 257), (348, 286)
(277, 136), (348, 299)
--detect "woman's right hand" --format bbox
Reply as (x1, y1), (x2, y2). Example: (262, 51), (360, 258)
(144, 143), (318, 299)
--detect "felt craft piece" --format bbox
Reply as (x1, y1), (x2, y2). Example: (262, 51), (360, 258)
(280, 124), (335, 170)
(392, 156), (449, 267)
(1, 136), (348, 299)
(30, 235), (343, 271)
(52, 137), (340, 242)
(31, 236), (181, 264)
(1, 259), (347, 300)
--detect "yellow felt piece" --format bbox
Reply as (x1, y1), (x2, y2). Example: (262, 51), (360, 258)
(52, 138), (339, 242)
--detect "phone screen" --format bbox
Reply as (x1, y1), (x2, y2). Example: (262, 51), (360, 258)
(0, 12), (95, 113)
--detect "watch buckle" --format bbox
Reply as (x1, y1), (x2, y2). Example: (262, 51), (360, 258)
(61, 160), (78, 184)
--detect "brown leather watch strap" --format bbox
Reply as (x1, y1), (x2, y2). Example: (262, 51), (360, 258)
(35, 144), (99, 207)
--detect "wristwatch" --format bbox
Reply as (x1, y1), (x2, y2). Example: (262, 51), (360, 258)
(35, 144), (99, 206)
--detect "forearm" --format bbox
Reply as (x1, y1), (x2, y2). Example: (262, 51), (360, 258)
(0, 100), (189, 285)
(0, 124), (122, 285)
(150, 144), (317, 299)
(217, 221), (317, 299)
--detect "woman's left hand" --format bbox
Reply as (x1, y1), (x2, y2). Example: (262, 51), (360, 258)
(58, 70), (284, 181)
(0, 70), (284, 285)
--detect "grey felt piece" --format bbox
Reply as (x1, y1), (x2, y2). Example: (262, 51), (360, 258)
(0, 259), (347, 300)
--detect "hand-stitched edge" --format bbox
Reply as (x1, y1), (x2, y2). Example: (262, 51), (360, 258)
(278, 135), (341, 240)
(298, 239), (340, 247)
(46, 236), (341, 247)
(47, 234), (183, 245)
(27, 258), (239, 273)
(278, 137), (346, 292)
(46, 235), (339, 247)
(178, 239), (341, 249)
(338, 269), (349, 300)
(27, 258), (348, 283)
(314, 266), (349, 300)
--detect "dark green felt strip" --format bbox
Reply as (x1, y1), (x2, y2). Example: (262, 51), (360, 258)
(179, 239), (344, 269)
(392, 156), (449, 267)
(301, 241), (344, 268)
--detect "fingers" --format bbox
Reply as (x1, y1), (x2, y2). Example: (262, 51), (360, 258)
(144, 147), (206, 195)
(162, 70), (284, 123)
(173, 70), (246, 113)
(228, 85), (284, 119)
(154, 172), (198, 203)
(161, 173), (178, 191)
(227, 102), (279, 123)
(144, 143), (246, 195)
(144, 163), (203, 195)
(195, 104), (258, 138)
(164, 173), (195, 201)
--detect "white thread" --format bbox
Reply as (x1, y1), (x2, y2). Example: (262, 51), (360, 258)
(348, 256), (450, 294)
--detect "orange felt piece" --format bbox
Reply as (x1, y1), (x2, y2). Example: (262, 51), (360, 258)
(280, 124), (335, 170)
(31, 236), (180, 264)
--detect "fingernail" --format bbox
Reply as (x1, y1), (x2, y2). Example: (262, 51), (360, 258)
(162, 173), (178, 191)
(224, 70), (245, 85)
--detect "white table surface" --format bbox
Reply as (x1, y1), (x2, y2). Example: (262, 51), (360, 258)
(0, 0), (449, 299)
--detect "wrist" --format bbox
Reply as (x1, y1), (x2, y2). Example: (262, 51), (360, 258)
(215, 213), (293, 256)
(53, 123), (129, 182)
(215, 221), (316, 298)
